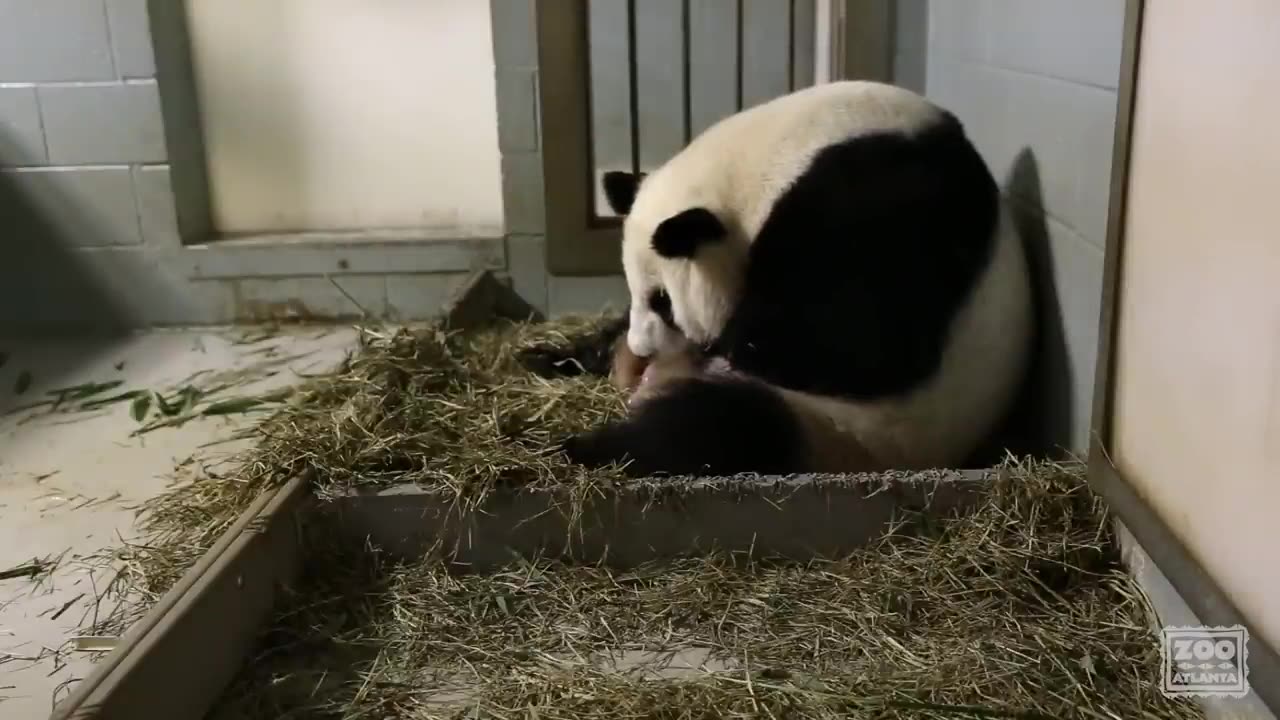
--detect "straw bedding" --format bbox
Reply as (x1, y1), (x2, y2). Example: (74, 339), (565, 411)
(83, 315), (1202, 719)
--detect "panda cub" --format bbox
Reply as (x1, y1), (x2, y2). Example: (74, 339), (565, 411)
(561, 80), (1035, 478)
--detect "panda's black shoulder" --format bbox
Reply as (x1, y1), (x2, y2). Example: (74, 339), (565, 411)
(715, 108), (1004, 401)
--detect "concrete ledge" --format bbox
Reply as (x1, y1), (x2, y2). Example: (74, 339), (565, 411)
(326, 469), (993, 570)
(175, 233), (505, 280)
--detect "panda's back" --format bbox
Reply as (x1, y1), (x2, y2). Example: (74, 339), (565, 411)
(638, 80), (951, 241)
(690, 81), (1029, 466)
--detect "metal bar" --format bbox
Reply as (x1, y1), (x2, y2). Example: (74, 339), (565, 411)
(626, 0), (640, 178)
(735, 0), (744, 110)
(787, 0), (796, 91)
(681, 0), (693, 145)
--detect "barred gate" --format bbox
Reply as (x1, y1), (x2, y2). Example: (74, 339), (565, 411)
(537, 0), (822, 275)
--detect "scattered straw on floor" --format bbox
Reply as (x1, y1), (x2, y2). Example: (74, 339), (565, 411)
(79, 316), (1201, 720)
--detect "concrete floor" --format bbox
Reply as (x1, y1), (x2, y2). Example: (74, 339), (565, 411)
(0, 325), (360, 720)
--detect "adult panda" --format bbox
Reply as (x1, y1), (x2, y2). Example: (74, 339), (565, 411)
(560, 80), (1034, 478)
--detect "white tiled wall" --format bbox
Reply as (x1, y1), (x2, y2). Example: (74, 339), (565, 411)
(896, 0), (1125, 454)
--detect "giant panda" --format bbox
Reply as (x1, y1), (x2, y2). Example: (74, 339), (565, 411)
(560, 79), (1035, 478)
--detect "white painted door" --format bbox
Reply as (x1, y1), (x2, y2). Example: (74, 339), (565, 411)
(185, 0), (505, 237)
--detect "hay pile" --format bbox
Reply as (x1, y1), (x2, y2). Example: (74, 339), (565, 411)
(84, 316), (1201, 719)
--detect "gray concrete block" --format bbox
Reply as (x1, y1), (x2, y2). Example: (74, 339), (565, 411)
(1071, 84), (1119, 248)
(505, 234), (549, 314)
(1, 167), (141, 248)
(1047, 219), (1103, 454)
(1016, 204), (1104, 456)
(547, 274), (630, 317)
(105, 0), (157, 78)
(0, 0), (116, 83)
(924, 57), (1006, 172)
(178, 236), (504, 280)
(994, 70), (1117, 243)
(985, 0), (1125, 89)
(495, 67), (540, 153)
(0, 245), (146, 333)
(926, 55), (1118, 248)
(927, 0), (990, 62)
(227, 276), (390, 322)
(0, 86), (47, 165)
(500, 152), (546, 235)
(385, 273), (470, 321)
(133, 165), (181, 248)
(489, 0), (537, 68)
(981, 68), (1080, 227)
(893, 49), (927, 95)
(894, 0), (929, 51)
(39, 81), (166, 165)
(75, 247), (236, 328)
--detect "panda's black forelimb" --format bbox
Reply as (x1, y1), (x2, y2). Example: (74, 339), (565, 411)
(559, 376), (806, 478)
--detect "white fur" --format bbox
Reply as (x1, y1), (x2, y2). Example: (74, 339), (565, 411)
(622, 80), (943, 358)
(617, 80), (1034, 470)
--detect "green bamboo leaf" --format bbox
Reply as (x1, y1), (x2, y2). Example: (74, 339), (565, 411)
(201, 397), (265, 416)
(129, 392), (153, 423)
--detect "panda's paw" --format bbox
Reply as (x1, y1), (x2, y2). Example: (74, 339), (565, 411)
(558, 431), (614, 469)
(560, 425), (652, 476)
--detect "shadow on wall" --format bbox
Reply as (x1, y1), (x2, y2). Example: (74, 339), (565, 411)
(978, 147), (1075, 464)
(0, 131), (145, 412)
(0, 168), (139, 337)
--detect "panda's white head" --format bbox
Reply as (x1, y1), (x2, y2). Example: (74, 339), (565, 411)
(602, 170), (748, 359)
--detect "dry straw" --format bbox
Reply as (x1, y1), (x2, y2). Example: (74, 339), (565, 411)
(82, 316), (1202, 719)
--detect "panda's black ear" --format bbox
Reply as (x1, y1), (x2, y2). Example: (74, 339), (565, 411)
(652, 208), (727, 259)
(602, 171), (646, 216)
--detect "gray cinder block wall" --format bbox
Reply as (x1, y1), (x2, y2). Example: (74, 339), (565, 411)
(0, 0), (179, 332)
(0, 0), (504, 335)
(489, 0), (631, 318)
(893, 0), (1125, 455)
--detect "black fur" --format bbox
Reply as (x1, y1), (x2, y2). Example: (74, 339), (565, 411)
(646, 289), (678, 330)
(561, 377), (807, 477)
(603, 171), (647, 215)
(651, 207), (728, 258)
(708, 110), (1001, 401)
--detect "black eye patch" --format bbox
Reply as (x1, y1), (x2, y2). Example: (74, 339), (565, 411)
(647, 289), (677, 329)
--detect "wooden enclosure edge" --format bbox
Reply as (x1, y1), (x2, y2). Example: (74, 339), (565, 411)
(326, 469), (993, 570)
(48, 475), (313, 720)
(1086, 1), (1280, 714)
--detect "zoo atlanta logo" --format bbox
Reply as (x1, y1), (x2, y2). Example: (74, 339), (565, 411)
(1160, 625), (1251, 698)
